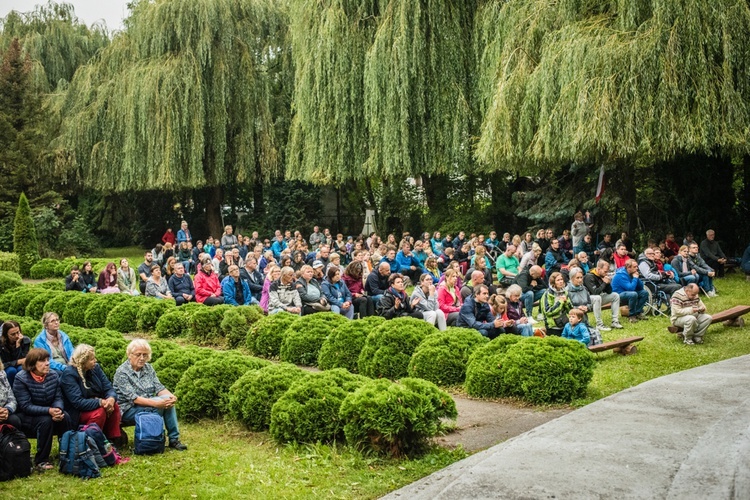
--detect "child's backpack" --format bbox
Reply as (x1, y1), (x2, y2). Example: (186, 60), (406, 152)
(0, 424), (32, 481)
(79, 423), (117, 466)
(59, 430), (102, 479)
(134, 412), (165, 455)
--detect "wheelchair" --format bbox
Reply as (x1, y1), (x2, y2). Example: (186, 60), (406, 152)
(642, 279), (672, 317)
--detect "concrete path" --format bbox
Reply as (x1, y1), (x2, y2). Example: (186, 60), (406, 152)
(385, 355), (750, 499)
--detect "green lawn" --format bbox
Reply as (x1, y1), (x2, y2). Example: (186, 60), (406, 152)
(102, 246), (147, 265)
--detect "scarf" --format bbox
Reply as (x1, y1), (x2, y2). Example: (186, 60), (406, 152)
(31, 371), (46, 383)
(388, 286), (407, 302)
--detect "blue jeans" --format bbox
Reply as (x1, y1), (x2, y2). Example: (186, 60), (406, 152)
(331, 304), (355, 319)
(521, 290), (545, 317)
(680, 274), (698, 286)
(4, 365), (21, 386)
(618, 290), (649, 316)
(122, 398), (180, 442)
(697, 274), (714, 292)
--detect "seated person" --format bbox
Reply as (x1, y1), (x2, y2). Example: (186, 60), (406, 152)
(515, 265), (546, 322)
(80, 261), (98, 293)
(463, 257), (496, 296)
(612, 259), (649, 323)
(545, 239), (566, 274)
(671, 245), (699, 285)
(395, 243), (423, 284)
(268, 266), (302, 315)
(168, 262), (195, 306)
(566, 267), (596, 326)
(557, 230), (574, 260)
(562, 308), (591, 346)
(489, 293), (533, 337)
(65, 265), (87, 292)
(456, 285), (504, 339)
(540, 272), (572, 335)
(699, 229), (728, 277)
(0, 367), (20, 429)
(460, 270), (486, 301)
(687, 243), (717, 296)
(670, 284), (711, 345)
(194, 261), (225, 305)
(664, 233), (680, 258)
(342, 261), (375, 318)
(582, 260), (623, 330)
(519, 243), (542, 272)
(496, 245), (520, 286)
(322, 267), (354, 319)
(33, 312), (74, 373)
(221, 265), (253, 306)
(1, 320), (30, 386)
(117, 258), (140, 296)
(410, 273), (447, 330)
(597, 233), (614, 252)
(114, 340), (186, 451)
(377, 273), (424, 320)
(504, 284), (536, 335)
(437, 269), (463, 326)
(574, 233), (599, 263)
(613, 243), (630, 269)
(637, 247), (681, 297)
(239, 257), (264, 303)
(365, 262), (391, 305)
(379, 248), (401, 275)
(145, 265), (174, 300)
(296, 264), (329, 315)
(13, 348), (74, 470)
(97, 262), (120, 294)
(61, 344), (122, 444)
(423, 256), (441, 283)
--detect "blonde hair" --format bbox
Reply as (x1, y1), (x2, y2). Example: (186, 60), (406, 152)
(70, 344), (96, 389)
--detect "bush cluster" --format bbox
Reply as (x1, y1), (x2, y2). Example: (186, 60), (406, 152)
(105, 300), (145, 333)
(62, 293), (99, 326)
(137, 299), (177, 332)
(29, 259), (60, 279)
(25, 291), (60, 320)
(250, 313), (296, 358)
(91, 337), (128, 380)
(408, 327), (488, 386)
(189, 305), (232, 345)
(151, 346), (217, 391)
(0, 271), (22, 295)
(317, 316), (384, 372)
(464, 336), (523, 398)
(8, 287), (43, 317)
(154, 309), (189, 338)
(358, 317), (437, 379)
(42, 292), (81, 318)
(279, 312), (347, 366)
(84, 294), (129, 328)
(0, 252), (20, 274)
(221, 305), (264, 349)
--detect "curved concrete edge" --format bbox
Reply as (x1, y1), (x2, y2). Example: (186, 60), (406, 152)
(384, 355), (750, 500)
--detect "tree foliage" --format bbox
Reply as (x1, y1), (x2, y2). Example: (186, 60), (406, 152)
(12, 193), (39, 277)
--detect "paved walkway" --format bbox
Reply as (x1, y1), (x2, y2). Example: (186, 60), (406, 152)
(385, 355), (750, 499)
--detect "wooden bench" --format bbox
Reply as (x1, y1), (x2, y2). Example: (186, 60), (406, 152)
(667, 305), (750, 333)
(588, 336), (644, 355)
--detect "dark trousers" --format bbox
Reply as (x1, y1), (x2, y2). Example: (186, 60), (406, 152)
(704, 258), (725, 278)
(446, 312), (460, 326)
(202, 296), (225, 306)
(18, 412), (73, 464)
(352, 296), (375, 318)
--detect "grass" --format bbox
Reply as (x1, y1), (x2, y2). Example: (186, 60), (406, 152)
(103, 246), (147, 265)
(0, 420), (465, 499)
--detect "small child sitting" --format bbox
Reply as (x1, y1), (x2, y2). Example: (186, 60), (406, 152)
(562, 308), (591, 346)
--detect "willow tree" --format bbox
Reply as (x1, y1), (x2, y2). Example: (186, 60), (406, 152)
(475, 0), (750, 230)
(55, 0), (287, 235)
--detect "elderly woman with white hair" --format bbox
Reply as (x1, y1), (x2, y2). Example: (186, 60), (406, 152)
(60, 344), (123, 444)
(113, 339), (187, 451)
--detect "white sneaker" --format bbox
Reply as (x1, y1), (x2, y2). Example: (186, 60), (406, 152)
(611, 322), (624, 329)
(596, 324), (612, 332)
(707, 290), (716, 298)
(527, 316), (538, 325)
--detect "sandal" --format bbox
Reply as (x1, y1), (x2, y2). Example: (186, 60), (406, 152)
(35, 462), (54, 471)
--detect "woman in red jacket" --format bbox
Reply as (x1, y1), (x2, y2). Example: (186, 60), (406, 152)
(193, 260), (224, 306)
(437, 269), (463, 326)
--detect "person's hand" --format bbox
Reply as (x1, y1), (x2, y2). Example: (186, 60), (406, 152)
(394, 297), (402, 309)
(0, 407), (8, 422)
(411, 297), (421, 307)
(709, 271), (715, 277)
(530, 280), (537, 287)
(102, 397), (116, 414)
(288, 307), (301, 314)
(504, 320), (515, 328)
(342, 301), (351, 309)
(183, 293), (190, 300)
(50, 407), (64, 421)
(602, 275), (611, 283)
(493, 317), (504, 328)
(353, 293), (362, 298)
(632, 272), (639, 279)
(579, 305), (588, 312)
(558, 296), (567, 302)
(428, 284), (436, 295)
(518, 317), (528, 324)
(152, 398), (168, 410)
(691, 270), (697, 275)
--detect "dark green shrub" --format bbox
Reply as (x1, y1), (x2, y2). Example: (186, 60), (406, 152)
(8, 287), (41, 317)
(0, 271), (22, 295)
(222, 305), (264, 349)
(178, 302), (206, 315)
(340, 378), (456, 457)
(189, 305), (232, 345)
(227, 363), (307, 431)
(62, 293), (100, 326)
(84, 294), (129, 328)
(94, 338), (128, 380)
(175, 353), (270, 420)
(137, 299), (177, 332)
(279, 312), (348, 366)
(408, 327), (489, 386)
(105, 300), (145, 333)
(25, 291), (60, 320)
(151, 346), (216, 391)
(0, 252), (20, 274)
(250, 313), (296, 358)
(13, 193), (40, 278)
(63, 326), (121, 347)
(399, 377), (458, 421)
(500, 337), (595, 404)
(148, 339), (181, 364)
(464, 336), (524, 398)
(29, 259), (60, 279)
(43, 292), (81, 317)
(358, 317), (437, 380)
(318, 316), (384, 372)
(20, 319), (42, 338)
(155, 310), (190, 338)
(269, 369), (368, 444)
(36, 280), (65, 291)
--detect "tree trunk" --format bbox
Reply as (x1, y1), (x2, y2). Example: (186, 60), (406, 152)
(489, 172), (511, 231)
(422, 174), (450, 213)
(619, 161), (637, 234)
(205, 185), (224, 238)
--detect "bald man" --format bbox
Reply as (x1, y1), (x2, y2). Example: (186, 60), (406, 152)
(365, 262), (391, 305)
(670, 283), (712, 345)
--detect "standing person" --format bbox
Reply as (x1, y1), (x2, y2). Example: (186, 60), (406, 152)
(13, 348), (74, 470)
(221, 225), (239, 251)
(221, 265), (253, 306)
(611, 259), (649, 323)
(33, 313), (74, 373)
(194, 261), (224, 306)
(699, 229), (728, 278)
(377, 273), (424, 320)
(138, 251), (155, 295)
(1, 321), (30, 386)
(411, 273), (447, 330)
(168, 262), (195, 306)
(322, 267), (355, 319)
(151, 244), (165, 266)
(583, 260), (623, 330)
(670, 284), (712, 345)
(117, 258), (140, 296)
(65, 265), (87, 292)
(97, 262), (120, 294)
(176, 220), (192, 245)
(571, 211), (588, 248)
(309, 226), (324, 250)
(162, 227), (176, 246)
(456, 285), (505, 339)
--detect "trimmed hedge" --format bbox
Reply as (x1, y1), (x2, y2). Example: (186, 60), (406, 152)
(20, 319), (42, 337)
(84, 294), (129, 328)
(36, 280), (65, 291)
(151, 346), (216, 391)
(175, 353), (270, 420)
(0, 252), (20, 274)
(43, 291), (81, 317)
(188, 305), (232, 345)
(221, 305), (264, 349)
(464, 336), (524, 398)
(93, 337), (128, 380)
(270, 369), (368, 444)
(29, 259), (61, 279)
(250, 313), (297, 358)
(137, 299), (177, 332)
(408, 327), (489, 386)
(358, 317), (437, 380)
(148, 339), (181, 364)
(62, 293), (100, 326)
(340, 377), (457, 457)
(105, 300), (145, 333)
(8, 287), (42, 317)
(318, 316), (384, 372)
(154, 309), (190, 338)
(279, 312), (348, 366)
(0, 271), (22, 295)
(227, 363), (307, 431)
(25, 290), (60, 320)
(63, 326), (122, 348)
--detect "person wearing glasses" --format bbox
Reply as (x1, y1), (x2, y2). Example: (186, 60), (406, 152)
(113, 339), (187, 451)
(33, 312), (74, 374)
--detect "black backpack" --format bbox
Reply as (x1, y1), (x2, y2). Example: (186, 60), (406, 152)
(0, 424), (32, 481)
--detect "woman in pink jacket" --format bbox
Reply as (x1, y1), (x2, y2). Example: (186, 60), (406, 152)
(193, 261), (224, 305)
(437, 269), (463, 326)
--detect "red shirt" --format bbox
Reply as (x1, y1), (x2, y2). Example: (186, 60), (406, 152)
(162, 230), (176, 245)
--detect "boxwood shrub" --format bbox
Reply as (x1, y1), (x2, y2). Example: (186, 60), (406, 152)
(84, 294), (129, 328)
(94, 337), (129, 380)
(154, 310), (190, 338)
(318, 316), (385, 372)
(189, 304), (232, 345)
(358, 317), (437, 380)
(62, 293), (100, 326)
(250, 313), (297, 358)
(221, 305), (264, 349)
(0, 271), (22, 295)
(464, 336), (524, 398)
(20, 319), (43, 338)
(340, 377), (456, 457)
(8, 287), (41, 317)
(227, 363), (308, 431)
(175, 353), (270, 420)
(408, 327), (489, 386)
(25, 291), (61, 321)
(43, 291), (81, 318)
(147, 339), (181, 364)
(36, 280), (66, 291)
(29, 259), (61, 279)
(151, 346), (217, 391)
(279, 312), (348, 366)
(0, 252), (20, 274)
(269, 369), (368, 444)
(63, 326), (122, 348)
(105, 300), (145, 333)
(136, 299), (177, 332)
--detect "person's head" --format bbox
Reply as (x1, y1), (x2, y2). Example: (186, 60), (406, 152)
(327, 266), (341, 283)
(70, 344), (97, 384)
(505, 284), (522, 303)
(150, 264), (161, 278)
(215, 248), (224, 259)
(181, 220), (188, 230)
(1, 321), (22, 347)
(312, 260), (325, 277)
(474, 284), (490, 303)
(231, 247), (240, 259)
(329, 253), (340, 265)
(529, 265), (542, 279)
(444, 269), (458, 287)
(489, 293), (507, 315)
(666, 233), (675, 242)
(300, 264), (314, 281)
(706, 229), (715, 240)
(685, 283), (700, 299)
(644, 247), (656, 261)
(531, 243), (542, 257)
(378, 262), (391, 276)
(70, 264), (80, 278)
(625, 259), (638, 275)
(550, 239), (560, 249)
(474, 257), (486, 270)
(596, 260), (610, 274)
(389, 273), (406, 292)
(319, 245), (331, 259)
(549, 272), (565, 290)
(400, 241), (411, 252)
(689, 242), (699, 256)
(419, 273), (433, 288)
(224, 225), (233, 235)
(42, 312), (60, 333)
(577, 251), (588, 263)
(24, 348), (50, 375)
(568, 308), (584, 326)
(173, 262), (185, 277)
(523, 232), (533, 242)
(471, 270), (485, 286)
(245, 256), (257, 271)
(144, 252), (153, 263)
(512, 235), (522, 247)
(574, 211), (584, 221)
(267, 264), (281, 281)
(280, 266), (296, 284)
(654, 248), (663, 261)
(678, 244), (689, 258)
(569, 267), (584, 286)
(166, 256), (176, 270)
(490, 230), (498, 240)
(621, 231), (629, 241)
(127, 339), (152, 371)
(279, 255), (291, 267)
(229, 265), (240, 279)
(583, 233), (592, 243)
(83, 261), (93, 272)
(616, 244), (628, 256)
(561, 229), (570, 239)
(545, 229), (554, 239)
(425, 256), (438, 270)
(119, 258), (129, 270)
(345, 261), (363, 280)
(505, 245), (516, 256)
(603, 233), (612, 242)
(433, 231), (441, 240)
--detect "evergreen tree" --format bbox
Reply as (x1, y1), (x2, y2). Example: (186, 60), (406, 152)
(13, 192), (40, 277)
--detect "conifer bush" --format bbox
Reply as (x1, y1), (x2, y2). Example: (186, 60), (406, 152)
(105, 300), (145, 333)
(94, 337), (128, 380)
(29, 259), (61, 279)
(62, 293), (99, 326)
(408, 327), (489, 386)
(0, 252), (20, 274)
(154, 309), (190, 338)
(188, 304), (232, 345)
(0, 286), (27, 313)
(269, 369), (368, 444)
(221, 305), (264, 349)
(136, 299), (177, 332)
(36, 280), (65, 291)
(358, 317), (437, 379)
(13, 193), (40, 278)
(43, 291), (81, 318)
(147, 339), (181, 364)
(25, 291), (60, 320)
(279, 312), (348, 366)
(151, 346), (216, 391)
(318, 316), (384, 372)
(19, 319), (42, 338)
(175, 353), (270, 420)
(8, 287), (41, 317)
(464, 335), (523, 398)
(0, 271), (22, 295)
(227, 363), (308, 431)
(250, 312), (296, 358)
(84, 294), (129, 328)
(340, 377), (456, 457)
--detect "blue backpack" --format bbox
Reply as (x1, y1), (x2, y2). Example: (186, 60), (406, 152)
(59, 430), (102, 479)
(134, 412), (165, 455)
(80, 423), (117, 467)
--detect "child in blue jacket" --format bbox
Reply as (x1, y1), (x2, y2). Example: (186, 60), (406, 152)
(562, 308), (591, 346)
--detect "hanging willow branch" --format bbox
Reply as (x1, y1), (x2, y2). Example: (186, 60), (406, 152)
(475, 0), (750, 173)
(53, 0), (286, 192)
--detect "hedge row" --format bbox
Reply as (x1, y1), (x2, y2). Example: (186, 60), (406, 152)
(29, 258), (114, 280)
